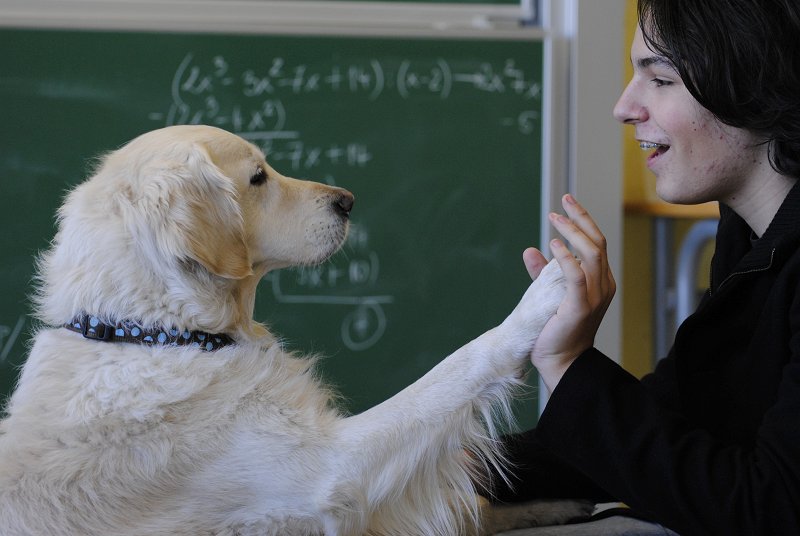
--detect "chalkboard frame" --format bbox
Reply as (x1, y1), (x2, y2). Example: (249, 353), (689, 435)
(0, 0), (540, 38)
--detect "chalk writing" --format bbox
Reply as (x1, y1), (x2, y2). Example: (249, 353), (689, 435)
(168, 54), (544, 101)
(243, 139), (373, 173)
(148, 53), (541, 137)
(267, 224), (392, 351)
(342, 303), (387, 352)
(0, 316), (26, 363)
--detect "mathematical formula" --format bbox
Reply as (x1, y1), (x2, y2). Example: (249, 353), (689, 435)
(172, 53), (540, 100)
(148, 53), (541, 141)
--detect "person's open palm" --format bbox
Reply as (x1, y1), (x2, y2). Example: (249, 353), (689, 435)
(523, 195), (616, 392)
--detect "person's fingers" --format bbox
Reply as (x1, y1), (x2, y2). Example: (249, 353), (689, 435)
(548, 210), (610, 298)
(561, 194), (606, 251)
(558, 195), (613, 290)
(548, 212), (597, 267)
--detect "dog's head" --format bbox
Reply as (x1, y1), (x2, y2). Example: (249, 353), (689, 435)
(36, 125), (353, 337)
(117, 125), (354, 277)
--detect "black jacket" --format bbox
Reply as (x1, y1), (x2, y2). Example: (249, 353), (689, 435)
(492, 180), (800, 535)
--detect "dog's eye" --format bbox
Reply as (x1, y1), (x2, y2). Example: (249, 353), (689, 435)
(250, 167), (267, 186)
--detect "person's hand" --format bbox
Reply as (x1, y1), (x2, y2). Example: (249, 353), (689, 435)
(525, 194), (616, 393)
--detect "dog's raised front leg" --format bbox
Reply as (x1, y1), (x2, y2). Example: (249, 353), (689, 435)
(321, 260), (565, 535)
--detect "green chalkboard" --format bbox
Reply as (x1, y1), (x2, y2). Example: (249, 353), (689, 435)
(0, 29), (544, 425)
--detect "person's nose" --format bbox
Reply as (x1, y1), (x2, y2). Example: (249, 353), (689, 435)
(613, 79), (647, 125)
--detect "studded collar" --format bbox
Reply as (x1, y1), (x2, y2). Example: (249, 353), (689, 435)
(64, 314), (235, 351)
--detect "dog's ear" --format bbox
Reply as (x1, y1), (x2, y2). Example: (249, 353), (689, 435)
(179, 144), (254, 279)
(126, 142), (253, 280)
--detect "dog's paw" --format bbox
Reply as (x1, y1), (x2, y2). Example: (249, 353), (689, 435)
(528, 258), (566, 304)
(503, 259), (565, 343)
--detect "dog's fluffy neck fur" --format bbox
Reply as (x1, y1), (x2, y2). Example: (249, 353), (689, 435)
(33, 171), (272, 344)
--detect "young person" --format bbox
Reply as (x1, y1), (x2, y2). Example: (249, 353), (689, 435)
(486, 1), (800, 534)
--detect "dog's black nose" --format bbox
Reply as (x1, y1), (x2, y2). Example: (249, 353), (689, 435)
(333, 191), (355, 218)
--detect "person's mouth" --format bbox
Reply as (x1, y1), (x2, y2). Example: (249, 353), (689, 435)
(639, 141), (670, 166)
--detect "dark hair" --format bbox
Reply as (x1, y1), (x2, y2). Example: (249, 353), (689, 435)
(638, 0), (800, 178)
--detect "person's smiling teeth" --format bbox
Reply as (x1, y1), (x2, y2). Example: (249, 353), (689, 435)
(639, 141), (668, 150)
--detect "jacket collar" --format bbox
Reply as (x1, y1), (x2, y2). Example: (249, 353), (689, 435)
(712, 179), (800, 292)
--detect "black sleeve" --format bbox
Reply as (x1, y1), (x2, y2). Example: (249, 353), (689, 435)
(534, 348), (800, 536)
(482, 426), (615, 504)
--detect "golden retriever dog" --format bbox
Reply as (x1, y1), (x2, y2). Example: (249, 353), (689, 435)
(0, 125), (588, 535)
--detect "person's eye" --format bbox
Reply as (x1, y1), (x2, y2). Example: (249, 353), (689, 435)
(651, 78), (672, 88)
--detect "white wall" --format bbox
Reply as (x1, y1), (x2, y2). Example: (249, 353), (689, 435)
(543, 0), (624, 355)
(539, 0), (624, 408)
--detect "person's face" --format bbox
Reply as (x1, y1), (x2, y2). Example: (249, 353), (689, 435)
(613, 26), (763, 205)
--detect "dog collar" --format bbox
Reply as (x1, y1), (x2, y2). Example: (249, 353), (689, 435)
(64, 315), (234, 351)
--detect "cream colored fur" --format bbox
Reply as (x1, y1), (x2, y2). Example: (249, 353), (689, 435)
(0, 125), (586, 535)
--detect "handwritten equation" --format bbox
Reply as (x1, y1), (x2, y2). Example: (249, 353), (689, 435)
(149, 53), (541, 141)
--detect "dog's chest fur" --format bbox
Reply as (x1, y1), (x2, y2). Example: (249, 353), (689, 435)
(0, 329), (341, 534)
